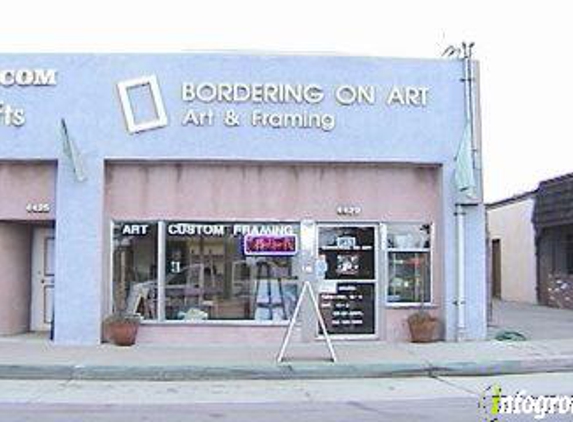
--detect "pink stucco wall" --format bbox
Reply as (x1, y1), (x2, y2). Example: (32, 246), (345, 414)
(136, 324), (288, 344)
(0, 223), (32, 335)
(0, 162), (56, 221)
(105, 162), (441, 222)
(0, 162), (55, 335)
(105, 162), (443, 343)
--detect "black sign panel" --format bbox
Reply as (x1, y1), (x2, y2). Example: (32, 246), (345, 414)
(319, 283), (375, 335)
(318, 226), (376, 281)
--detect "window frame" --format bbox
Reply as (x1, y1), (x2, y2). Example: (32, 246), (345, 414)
(109, 220), (160, 320)
(385, 222), (434, 308)
(315, 222), (381, 340)
(110, 219), (302, 326)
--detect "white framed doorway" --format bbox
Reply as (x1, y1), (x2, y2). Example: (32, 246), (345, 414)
(31, 227), (55, 331)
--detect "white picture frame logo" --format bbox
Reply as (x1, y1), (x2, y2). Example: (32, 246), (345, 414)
(117, 75), (168, 134)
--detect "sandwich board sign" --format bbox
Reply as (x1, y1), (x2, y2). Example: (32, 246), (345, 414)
(276, 281), (337, 363)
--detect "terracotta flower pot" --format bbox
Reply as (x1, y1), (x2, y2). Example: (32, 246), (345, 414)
(104, 314), (140, 346)
(407, 312), (439, 343)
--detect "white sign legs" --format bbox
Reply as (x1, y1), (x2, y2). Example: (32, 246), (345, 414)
(276, 281), (337, 363)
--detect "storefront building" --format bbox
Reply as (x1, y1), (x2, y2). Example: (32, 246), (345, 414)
(0, 54), (486, 344)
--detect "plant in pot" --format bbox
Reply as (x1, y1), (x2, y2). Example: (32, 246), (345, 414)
(103, 262), (141, 346)
(407, 308), (439, 343)
(406, 256), (439, 343)
(103, 312), (141, 346)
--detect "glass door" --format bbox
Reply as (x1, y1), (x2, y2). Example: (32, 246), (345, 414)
(316, 224), (379, 339)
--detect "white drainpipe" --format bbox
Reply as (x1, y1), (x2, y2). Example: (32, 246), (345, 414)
(456, 203), (466, 341)
(456, 41), (475, 341)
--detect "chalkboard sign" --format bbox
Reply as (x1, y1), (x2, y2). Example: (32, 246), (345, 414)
(319, 282), (375, 335)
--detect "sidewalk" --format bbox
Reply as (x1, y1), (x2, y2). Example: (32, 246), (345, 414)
(1, 335), (573, 380)
(488, 299), (573, 340)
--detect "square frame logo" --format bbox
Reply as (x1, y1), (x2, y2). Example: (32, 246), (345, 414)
(117, 75), (168, 134)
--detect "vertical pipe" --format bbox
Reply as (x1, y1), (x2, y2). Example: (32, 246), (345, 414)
(456, 204), (466, 341)
(157, 221), (166, 321)
(456, 42), (474, 341)
(463, 44), (475, 150)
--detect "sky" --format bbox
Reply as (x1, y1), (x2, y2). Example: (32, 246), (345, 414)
(1, 0), (571, 202)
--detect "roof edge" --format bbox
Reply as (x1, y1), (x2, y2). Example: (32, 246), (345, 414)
(486, 189), (537, 210)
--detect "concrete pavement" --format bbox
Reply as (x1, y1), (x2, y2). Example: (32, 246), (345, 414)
(2, 373), (573, 421)
(1, 333), (573, 380)
(488, 299), (573, 340)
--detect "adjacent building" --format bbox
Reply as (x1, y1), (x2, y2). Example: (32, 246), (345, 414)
(487, 191), (537, 304)
(533, 173), (573, 309)
(487, 172), (573, 310)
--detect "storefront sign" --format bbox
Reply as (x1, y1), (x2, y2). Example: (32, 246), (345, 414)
(180, 82), (429, 133)
(232, 224), (294, 236)
(117, 75), (430, 134)
(0, 101), (25, 127)
(166, 223), (295, 237)
(0, 69), (57, 87)
(0, 68), (58, 128)
(243, 234), (297, 256)
(180, 82), (428, 107)
(117, 75), (168, 134)
(167, 223), (226, 236)
(120, 223), (150, 236)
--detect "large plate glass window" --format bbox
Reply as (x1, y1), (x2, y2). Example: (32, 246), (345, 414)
(317, 225), (377, 336)
(387, 223), (431, 304)
(164, 222), (300, 321)
(112, 222), (158, 320)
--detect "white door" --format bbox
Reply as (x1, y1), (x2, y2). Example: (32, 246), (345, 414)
(31, 228), (55, 331)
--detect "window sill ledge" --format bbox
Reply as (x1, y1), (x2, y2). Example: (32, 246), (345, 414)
(386, 303), (439, 310)
(140, 320), (290, 327)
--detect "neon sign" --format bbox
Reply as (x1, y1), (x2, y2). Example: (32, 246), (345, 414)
(243, 235), (298, 256)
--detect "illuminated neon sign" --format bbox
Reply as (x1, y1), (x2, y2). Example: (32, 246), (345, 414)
(243, 235), (298, 256)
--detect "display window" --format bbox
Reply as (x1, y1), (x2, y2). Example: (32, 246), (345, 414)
(387, 223), (432, 304)
(111, 220), (435, 328)
(112, 222), (158, 320)
(112, 221), (301, 323)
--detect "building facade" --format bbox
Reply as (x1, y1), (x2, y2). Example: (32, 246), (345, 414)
(0, 54), (486, 345)
(533, 173), (573, 309)
(487, 192), (537, 304)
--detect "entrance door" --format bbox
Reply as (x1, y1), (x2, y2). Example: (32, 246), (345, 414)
(316, 224), (379, 339)
(31, 228), (55, 331)
(492, 239), (502, 299)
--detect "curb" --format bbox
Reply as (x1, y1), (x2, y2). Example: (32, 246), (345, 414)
(1, 357), (573, 381)
(429, 357), (573, 377)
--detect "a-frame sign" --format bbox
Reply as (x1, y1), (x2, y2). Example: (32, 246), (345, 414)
(277, 281), (337, 363)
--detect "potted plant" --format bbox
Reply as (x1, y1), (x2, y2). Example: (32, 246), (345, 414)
(407, 309), (439, 343)
(103, 312), (141, 346)
(406, 255), (439, 343)
(103, 251), (141, 346)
